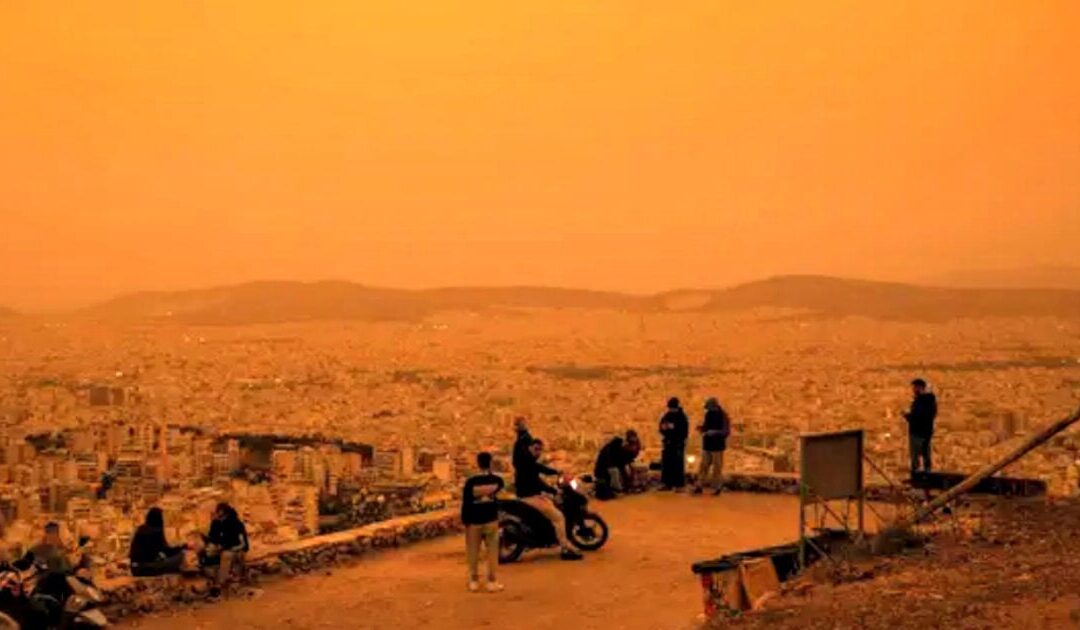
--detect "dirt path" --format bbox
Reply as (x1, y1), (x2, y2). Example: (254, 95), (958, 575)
(121, 492), (800, 630)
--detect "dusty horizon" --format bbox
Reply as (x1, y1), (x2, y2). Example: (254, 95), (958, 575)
(3, 1), (1079, 310)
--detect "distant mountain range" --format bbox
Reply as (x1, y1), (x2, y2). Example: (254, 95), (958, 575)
(74, 275), (1080, 324)
(926, 265), (1080, 291)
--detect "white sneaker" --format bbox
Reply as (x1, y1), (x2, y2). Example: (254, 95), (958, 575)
(485, 581), (504, 593)
(467, 580), (480, 592)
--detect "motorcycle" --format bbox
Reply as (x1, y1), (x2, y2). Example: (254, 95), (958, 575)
(0, 557), (108, 629)
(497, 474), (609, 563)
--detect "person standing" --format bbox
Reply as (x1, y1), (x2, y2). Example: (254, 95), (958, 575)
(903, 378), (937, 475)
(511, 416), (533, 473)
(659, 397), (689, 491)
(694, 397), (731, 495)
(462, 452), (505, 593)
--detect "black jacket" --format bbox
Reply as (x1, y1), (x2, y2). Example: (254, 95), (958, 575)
(701, 408), (731, 452)
(594, 438), (627, 478)
(514, 453), (558, 498)
(129, 525), (182, 564)
(512, 428), (533, 472)
(208, 517), (249, 552)
(905, 392), (937, 439)
(660, 409), (689, 447)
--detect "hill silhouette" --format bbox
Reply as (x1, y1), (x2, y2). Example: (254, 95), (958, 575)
(926, 265), (1080, 290)
(684, 275), (1080, 321)
(77, 276), (1080, 324)
(80, 281), (644, 324)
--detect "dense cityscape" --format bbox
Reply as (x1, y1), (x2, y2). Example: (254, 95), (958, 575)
(1, 308), (1079, 579)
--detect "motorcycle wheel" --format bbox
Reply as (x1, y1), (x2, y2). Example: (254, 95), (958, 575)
(497, 517), (526, 564)
(0, 611), (19, 630)
(568, 512), (609, 551)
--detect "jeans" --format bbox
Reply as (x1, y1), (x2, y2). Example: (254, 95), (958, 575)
(696, 450), (725, 491)
(910, 435), (932, 474)
(465, 522), (499, 581)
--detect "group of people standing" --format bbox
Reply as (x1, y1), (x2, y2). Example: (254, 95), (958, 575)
(458, 378), (938, 595)
(658, 396), (732, 495)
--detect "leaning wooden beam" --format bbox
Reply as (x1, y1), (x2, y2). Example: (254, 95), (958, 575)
(897, 405), (1080, 529)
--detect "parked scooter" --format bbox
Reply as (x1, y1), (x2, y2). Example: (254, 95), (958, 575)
(0, 548), (109, 629)
(497, 474), (609, 563)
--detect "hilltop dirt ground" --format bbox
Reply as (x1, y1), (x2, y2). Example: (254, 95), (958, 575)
(120, 494), (1080, 629)
(730, 498), (1080, 630)
(121, 492), (802, 630)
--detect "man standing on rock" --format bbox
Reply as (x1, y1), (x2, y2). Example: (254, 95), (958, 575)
(904, 378), (937, 476)
(659, 397), (689, 491)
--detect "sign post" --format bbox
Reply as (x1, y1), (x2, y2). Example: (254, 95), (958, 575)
(798, 429), (865, 567)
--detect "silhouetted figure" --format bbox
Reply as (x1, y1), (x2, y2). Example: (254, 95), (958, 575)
(594, 431), (642, 499)
(514, 438), (582, 560)
(130, 507), (185, 576)
(659, 398), (689, 490)
(904, 378), (937, 475)
(461, 452), (504, 592)
(694, 397), (731, 495)
(204, 502), (249, 597)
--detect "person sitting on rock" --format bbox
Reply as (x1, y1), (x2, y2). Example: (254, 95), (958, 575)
(129, 508), (187, 577)
(203, 502), (249, 598)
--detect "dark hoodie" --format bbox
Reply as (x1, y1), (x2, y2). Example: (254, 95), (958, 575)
(130, 508), (183, 565)
(659, 408), (689, 446)
(905, 391), (938, 439)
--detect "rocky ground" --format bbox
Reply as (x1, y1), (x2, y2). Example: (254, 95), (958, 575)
(729, 497), (1080, 629)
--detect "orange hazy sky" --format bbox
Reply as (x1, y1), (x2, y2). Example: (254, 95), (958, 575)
(2, 1), (1078, 310)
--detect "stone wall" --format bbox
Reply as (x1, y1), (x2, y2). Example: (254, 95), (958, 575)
(101, 509), (463, 619)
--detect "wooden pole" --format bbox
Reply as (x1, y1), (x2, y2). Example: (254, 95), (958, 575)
(898, 406), (1080, 528)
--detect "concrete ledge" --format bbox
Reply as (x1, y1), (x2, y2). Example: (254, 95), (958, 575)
(723, 472), (800, 494)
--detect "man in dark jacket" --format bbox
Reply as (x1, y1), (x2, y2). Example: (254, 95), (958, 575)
(512, 416), (533, 473)
(593, 431), (642, 499)
(514, 438), (582, 560)
(593, 437), (626, 500)
(461, 452), (504, 592)
(904, 378), (937, 475)
(659, 397), (690, 490)
(693, 397), (731, 495)
(204, 503), (249, 597)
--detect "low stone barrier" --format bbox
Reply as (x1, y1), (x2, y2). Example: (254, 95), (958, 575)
(723, 472), (801, 494)
(101, 509), (464, 620)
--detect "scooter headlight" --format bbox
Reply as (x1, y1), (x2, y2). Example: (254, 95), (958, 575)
(570, 479), (580, 491)
(65, 594), (88, 612)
